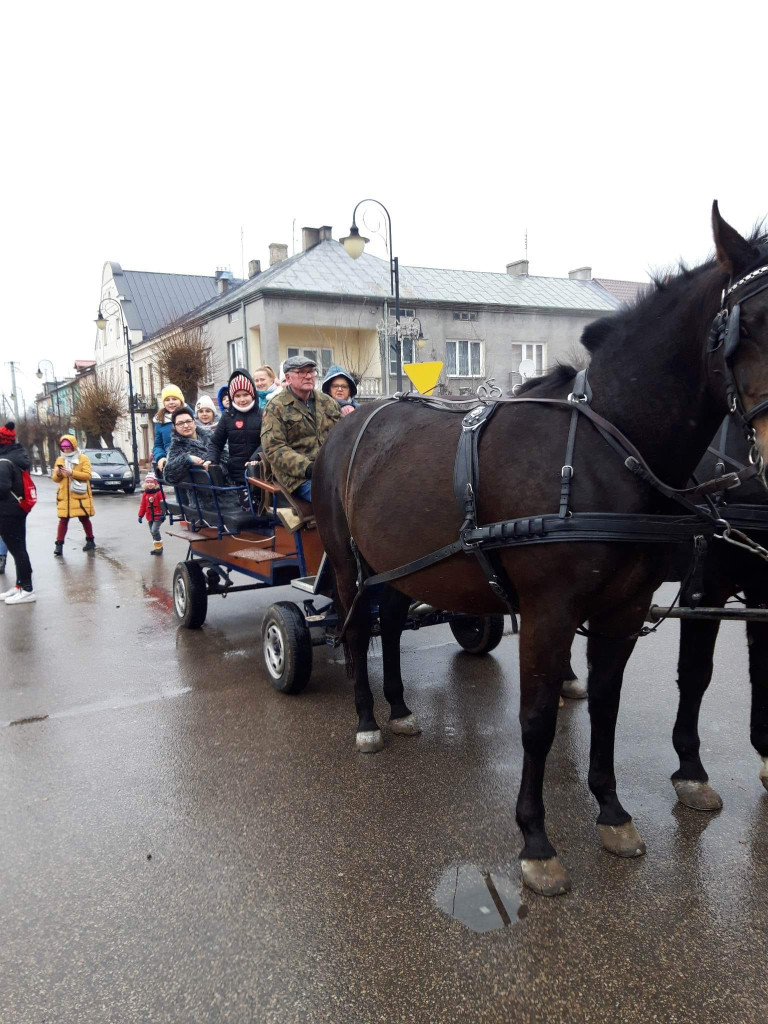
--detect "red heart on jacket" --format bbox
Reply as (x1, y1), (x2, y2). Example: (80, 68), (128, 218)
(236, 420), (244, 429)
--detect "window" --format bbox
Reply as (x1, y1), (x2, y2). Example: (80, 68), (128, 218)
(389, 336), (416, 375)
(399, 307), (415, 318)
(228, 338), (246, 373)
(148, 365), (155, 399)
(286, 347), (333, 376)
(452, 311), (478, 321)
(139, 366), (145, 396)
(445, 340), (483, 377)
(510, 343), (545, 377)
(227, 310), (240, 324)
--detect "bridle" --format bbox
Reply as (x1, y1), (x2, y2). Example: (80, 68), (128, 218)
(708, 261), (768, 475)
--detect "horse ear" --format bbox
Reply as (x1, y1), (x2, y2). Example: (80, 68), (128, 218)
(712, 200), (758, 276)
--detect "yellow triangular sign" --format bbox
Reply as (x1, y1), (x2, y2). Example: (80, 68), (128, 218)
(403, 361), (443, 395)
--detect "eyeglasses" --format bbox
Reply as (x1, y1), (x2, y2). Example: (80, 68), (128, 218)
(290, 369), (316, 378)
(175, 419), (194, 427)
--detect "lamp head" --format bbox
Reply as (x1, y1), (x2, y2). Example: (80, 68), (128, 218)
(95, 310), (107, 331)
(36, 369), (43, 379)
(341, 224), (369, 260)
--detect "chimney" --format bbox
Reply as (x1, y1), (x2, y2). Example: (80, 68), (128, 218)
(248, 259), (261, 278)
(568, 266), (592, 280)
(318, 225), (333, 241)
(269, 243), (288, 266)
(215, 267), (234, 293)
(302, 226), (320, 251)
(506, 259), (529, 276)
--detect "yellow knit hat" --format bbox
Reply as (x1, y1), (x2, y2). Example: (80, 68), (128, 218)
(160, 384), (185, 404)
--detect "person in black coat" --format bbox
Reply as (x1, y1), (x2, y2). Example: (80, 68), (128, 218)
(207, 369), (262, 485)
(0, 422), (35, 603)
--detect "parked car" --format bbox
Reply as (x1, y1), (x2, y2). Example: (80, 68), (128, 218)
(82, 448), (136, 494)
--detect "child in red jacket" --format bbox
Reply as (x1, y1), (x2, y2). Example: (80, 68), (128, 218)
(138, 472), (166, 556)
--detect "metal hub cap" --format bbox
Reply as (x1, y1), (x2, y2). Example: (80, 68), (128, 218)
(264, 624), (285, 678)
(174, 576), (187, 617)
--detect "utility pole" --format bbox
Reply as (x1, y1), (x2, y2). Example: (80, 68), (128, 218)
(7, 361), (20, 419)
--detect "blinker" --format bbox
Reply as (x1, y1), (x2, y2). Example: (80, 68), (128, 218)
(724, 303), (741, 360)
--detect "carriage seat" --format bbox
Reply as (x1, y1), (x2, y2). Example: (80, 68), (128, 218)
(247, 454), (315, 532)
(185, 466), (264, 533)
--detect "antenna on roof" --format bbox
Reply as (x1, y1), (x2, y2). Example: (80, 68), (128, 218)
(292, 218), (296, 256)
(525, 227), (528, 262)
(240, 226), (244, 281)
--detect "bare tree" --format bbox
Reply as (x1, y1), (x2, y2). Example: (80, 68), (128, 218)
(155, 319), (219, 406)
(71, 374), (126, 449)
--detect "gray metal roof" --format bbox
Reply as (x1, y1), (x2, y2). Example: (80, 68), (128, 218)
(107, 262), (222, 337)
(187, 240), (622, 318)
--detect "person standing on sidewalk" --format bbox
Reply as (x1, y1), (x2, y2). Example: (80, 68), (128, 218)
(0, 421), (36, 604)
(137, 471), (166, 556)
(0, 536), (7, 576)
(52, 434), (95, 556)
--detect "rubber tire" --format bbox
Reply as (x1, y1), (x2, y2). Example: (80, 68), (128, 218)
(123, 485), (136, 494)
(449, 613), (505, 654)
(173, 561), (208, 628)
(261, 601), (313, 694)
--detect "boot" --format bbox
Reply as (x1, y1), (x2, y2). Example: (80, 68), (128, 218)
(83, 537), (96, 551)
(53, 541), (63, 557)
(150, 541), (163, 556)
(0, 554), (6, 574)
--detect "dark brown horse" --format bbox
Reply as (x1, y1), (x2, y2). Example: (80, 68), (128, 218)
(673, 418), (768, 808)
(313, 204), (768, 895)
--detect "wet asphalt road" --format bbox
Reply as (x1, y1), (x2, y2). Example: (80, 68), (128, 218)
(2, 480), (767, 1024)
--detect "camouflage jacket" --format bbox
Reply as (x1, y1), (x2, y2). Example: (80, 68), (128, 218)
(261, 387), (341, 494)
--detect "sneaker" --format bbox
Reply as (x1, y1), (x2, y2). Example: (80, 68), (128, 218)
(0, 585), (19, 600)
(5, 588), (36, 605)
(0, 555), (6, 574)
(83, 538), (96, 551)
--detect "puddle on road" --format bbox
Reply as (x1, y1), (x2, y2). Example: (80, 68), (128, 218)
(434, 864), (527, 932)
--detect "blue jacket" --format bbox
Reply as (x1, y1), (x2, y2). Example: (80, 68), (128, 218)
(153, 418), (174, 463)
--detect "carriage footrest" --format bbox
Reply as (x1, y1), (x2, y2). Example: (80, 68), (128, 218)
(229, 547), (287, 563)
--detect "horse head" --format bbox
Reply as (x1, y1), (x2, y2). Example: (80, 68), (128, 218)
(712, 201), (768, 464)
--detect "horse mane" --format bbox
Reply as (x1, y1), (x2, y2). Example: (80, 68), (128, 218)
(516, 363), (578, 394)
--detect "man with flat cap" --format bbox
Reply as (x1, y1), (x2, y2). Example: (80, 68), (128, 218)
(260, 356), (341, 502)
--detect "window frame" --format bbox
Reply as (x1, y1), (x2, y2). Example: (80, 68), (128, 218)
(445, 339), (484, 378)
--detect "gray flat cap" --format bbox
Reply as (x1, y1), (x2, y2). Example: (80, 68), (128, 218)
(283, 355), (318, 372)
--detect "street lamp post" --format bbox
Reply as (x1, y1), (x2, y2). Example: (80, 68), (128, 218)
(36, 359), (63, 433)
(341, 199), (405, 392)
(95, 296), (140, 485)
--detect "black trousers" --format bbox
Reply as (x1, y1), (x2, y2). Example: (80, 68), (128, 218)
(0, 514), (33, 590)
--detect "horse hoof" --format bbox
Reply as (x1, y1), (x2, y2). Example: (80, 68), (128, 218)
(561, 677), (587, 700)
(390, 713), (421, 736)
(558, 696), (565, 709)
(672, 778), (723, 811)
(356, 729), (384, 754)
(520, 857), (571, 896)
(760, 758), (768, 792)
(599, 821), (646, 858)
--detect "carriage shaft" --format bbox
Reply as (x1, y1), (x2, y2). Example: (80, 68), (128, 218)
(647, 604), (768, 622)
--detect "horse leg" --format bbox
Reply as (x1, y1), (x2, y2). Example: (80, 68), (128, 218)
(561, 656), (587, 700)
(744, 586), (768, 793)
(671, 610), (725, 811)
(586, 612), (646, 859)
(378, 586), (421, 736)
(332, 562), (383, 754)
(516, 607), (576, 896)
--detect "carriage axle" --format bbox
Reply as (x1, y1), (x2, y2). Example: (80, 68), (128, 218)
(647, 604), (768, 622)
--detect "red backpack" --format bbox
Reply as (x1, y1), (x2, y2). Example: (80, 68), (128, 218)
(0, 459), (37, 514)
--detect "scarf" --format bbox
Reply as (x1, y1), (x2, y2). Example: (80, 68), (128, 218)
(232, 399), (256, 414)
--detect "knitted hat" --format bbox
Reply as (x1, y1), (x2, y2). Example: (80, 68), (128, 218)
(59, 433), (77, 451)
(171, 404), (196, 424)
(143, 471), (159, 487)
(0, 421), (16, 445)
(195, 394), (216, 412)
(229, 373), (254, 398)
(160, 384), (185, 404)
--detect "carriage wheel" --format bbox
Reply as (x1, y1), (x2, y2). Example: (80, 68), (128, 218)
(173, 561), (208, 629)
(261, 601), (313, 694)
(449, 613), (505, 654)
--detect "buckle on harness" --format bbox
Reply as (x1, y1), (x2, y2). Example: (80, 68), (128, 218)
(567, 391), (588, 404)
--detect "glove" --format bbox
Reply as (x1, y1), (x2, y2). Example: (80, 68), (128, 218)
(305, 463), (313, 479)
(138, 517), (143, 523)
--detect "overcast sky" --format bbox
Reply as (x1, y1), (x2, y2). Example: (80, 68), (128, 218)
(2, 0), (767, 412)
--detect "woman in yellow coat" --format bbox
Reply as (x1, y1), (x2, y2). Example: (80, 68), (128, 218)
(52, 433), (95, 556)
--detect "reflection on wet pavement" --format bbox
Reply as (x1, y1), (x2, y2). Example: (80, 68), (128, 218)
(434, 864), (527, 932)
